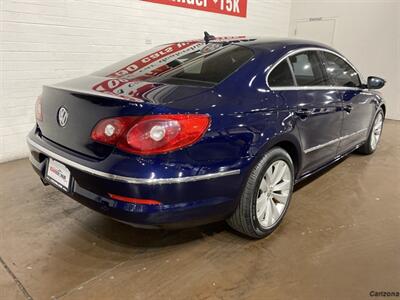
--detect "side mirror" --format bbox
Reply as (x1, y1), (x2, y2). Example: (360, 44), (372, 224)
(367, 76), (385, 89)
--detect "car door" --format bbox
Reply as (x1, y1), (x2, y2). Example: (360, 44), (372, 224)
(320, 51), (375, 154)
(268, 50), (343, 174)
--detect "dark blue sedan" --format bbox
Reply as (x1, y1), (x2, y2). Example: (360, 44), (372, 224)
(27, 36), (386, 238)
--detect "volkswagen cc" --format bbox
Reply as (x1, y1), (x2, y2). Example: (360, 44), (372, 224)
(27, 36), (386, 238)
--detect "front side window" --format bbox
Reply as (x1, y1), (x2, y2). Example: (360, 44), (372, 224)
(268, 59), (295, 87)
(289, 51), (328, 86)
(321, 52), (361, 87)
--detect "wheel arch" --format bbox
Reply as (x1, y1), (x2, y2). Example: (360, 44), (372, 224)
(273, 140), (301, 177)
(252, 134), (303, 179)
(380, 103), (386, 116)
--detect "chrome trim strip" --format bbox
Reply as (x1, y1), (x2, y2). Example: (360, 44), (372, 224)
(266, 47), (365, 91)
(27, 138), (240, 185)
(269, 86), (362, 91)
(304, 128), (368, 154)
(304, 139), (339, 154)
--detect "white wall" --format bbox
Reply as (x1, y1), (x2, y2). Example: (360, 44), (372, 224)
(289, 0), (400, 121)
(397, 3), (400, 119)
(2, 0), (398, 163)
(0, 0), (292, 163)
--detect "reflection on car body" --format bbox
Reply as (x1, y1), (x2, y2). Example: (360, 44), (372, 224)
(28, 36), (386, 238)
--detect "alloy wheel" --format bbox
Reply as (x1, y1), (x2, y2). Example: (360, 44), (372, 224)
(370, 113), (383, 150)
(256, 160), (292, 229)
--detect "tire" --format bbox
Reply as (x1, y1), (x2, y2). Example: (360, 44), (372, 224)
(357, 109), (384, 155)
(227, 147), (294, 239)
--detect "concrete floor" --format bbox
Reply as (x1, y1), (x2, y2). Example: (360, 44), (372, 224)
(0, 120), (399, 300)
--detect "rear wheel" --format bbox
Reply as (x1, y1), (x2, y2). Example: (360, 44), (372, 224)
(358, 109), (384, 154)
(227, 147), (294, 239)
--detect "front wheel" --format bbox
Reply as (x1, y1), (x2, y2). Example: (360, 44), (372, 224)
(227, 147), (294, 239)
(358, 109), (384, 155)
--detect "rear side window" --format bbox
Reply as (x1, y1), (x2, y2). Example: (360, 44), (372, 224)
(268, 60), (295, 87)
(289, 51), (328, 86)
(155, 45), (254, 86)
(322, 52), (361, 87)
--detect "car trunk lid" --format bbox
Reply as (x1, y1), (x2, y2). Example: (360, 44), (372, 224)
(38, 75), (210, 159)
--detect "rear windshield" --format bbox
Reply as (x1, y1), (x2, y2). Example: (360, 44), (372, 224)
(151, 45), (254, 86)
(93, 43), (254, 87)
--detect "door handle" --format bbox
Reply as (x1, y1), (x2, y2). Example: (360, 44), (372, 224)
(344, 105), (353, 113)
(295, 108), (312, 119)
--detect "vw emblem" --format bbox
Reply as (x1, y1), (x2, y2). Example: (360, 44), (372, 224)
(57, 107), (69, 127)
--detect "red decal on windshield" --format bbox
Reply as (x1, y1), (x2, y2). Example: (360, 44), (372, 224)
(107, 42), (199, 78)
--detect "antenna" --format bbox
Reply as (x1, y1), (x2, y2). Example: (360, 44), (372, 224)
(204, 31), (215, 44)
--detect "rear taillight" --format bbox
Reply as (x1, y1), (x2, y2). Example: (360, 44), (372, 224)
(35, 95), (43, 121)
(91, 114), (210, 155)
(90, 116), (139, 145)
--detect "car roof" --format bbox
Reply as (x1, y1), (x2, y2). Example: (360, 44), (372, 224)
(225, 37), (334, 52)
(241, 37), (330, 49)
(173, 36), (339, 58)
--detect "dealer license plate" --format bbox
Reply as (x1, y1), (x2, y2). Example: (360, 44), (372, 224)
(45, 158), (71, 192)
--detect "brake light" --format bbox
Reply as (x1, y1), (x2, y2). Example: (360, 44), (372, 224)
(91, 114), (210, 155)
(35, 95), (43, 121)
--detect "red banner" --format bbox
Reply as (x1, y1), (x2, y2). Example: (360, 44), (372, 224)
(142, 0), (247, 18)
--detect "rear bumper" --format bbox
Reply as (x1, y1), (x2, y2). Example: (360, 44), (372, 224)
(27, 130), (245, 228)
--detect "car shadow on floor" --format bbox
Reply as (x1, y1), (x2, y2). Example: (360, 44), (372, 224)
(293, 154), (350, 192)
(75, 212), (238, 248)
(72, 154), (354, 248)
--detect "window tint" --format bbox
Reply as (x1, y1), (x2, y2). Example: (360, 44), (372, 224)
(289, 51), (328, 86)
(268, 59), (295, 87)
(155, 45), (254, 86)
(322, 52), (361, 87)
